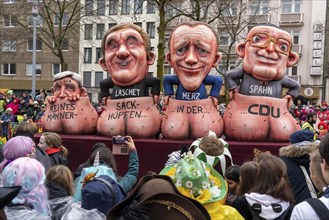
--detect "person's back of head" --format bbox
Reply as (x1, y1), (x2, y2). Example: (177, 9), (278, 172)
(81, 175), (126, 214)
(87, 146), (118, 177)
(1, 157), (50, 216)
(13, 121), (37, 141)
(251, 155), (294, 203)
(237, 162), (258, 196)
(0, 136), (36, 172)
(199, 136), (224, 156)
(319, 133), (329, 184)
(309, 148), (327, 192)
(46, 165), (75, 199)
(42, 132), (68, 157)
(289, 129), (314, 144)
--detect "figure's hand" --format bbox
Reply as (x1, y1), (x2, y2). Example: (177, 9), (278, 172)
(102, 96), (111, 106)
(67, 93), (80, 101)
(209, 96), (218, 107)
(283, 94), (293, 108)
(125, 135), (136, 151)
(164, 95), (174, 105)
(48, 95), (57, 103)
(229, 88), (238, 100)
(153, 95), (159, 104)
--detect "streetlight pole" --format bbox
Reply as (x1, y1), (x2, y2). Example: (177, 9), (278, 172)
(31, 2), (39, 99)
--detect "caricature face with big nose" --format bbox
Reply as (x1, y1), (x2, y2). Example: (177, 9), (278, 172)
(166, 24), (221, 91)
(100, 28), (154, 87)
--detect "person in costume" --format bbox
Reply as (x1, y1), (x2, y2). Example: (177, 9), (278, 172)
(224, 24), (301, 142)
(97, 23), (162, 138)
(161, 21), (224, 139)
(318, 121), (328, 138)
(160, 152), (243, 220)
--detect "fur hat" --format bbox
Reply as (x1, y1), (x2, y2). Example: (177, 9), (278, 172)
(81, 175), (127, 215)
(160, 152), (227, 205)
(107, 174), (211, 220)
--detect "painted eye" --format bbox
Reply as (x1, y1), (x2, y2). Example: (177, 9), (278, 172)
(108, 41), (118, 50)
(252, 35), (261, 43)
(279, 43), (289, 52)
(177, 47), (186, 55)
(126, 38), (138, 47)
(198, 48), (208, 55)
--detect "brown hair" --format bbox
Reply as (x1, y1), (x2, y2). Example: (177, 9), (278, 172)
(46, 165), (75, 196)
(168, 21), (219, 50)
(13, 121), (37, 140)
(199, 136), (224, 156)
(251, 155), (294, 203)
(42, 132), (68, 157)
(236, 161), (258, 196)
(101, 23), (152, 60)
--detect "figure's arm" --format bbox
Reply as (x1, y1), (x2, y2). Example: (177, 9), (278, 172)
(282, 76), (301, 108)
(163, 75), (180, 105)
(146, 76), (161, 104)
(225, 68), (244, 100)
(99, 78), (114, 105)
(204, 75), (223, 106)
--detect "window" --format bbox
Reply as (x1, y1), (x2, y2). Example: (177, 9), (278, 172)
(83, 71), (91, 87)
(84, 48), (92, 63)
(282, 0), (301, 13)
(95, 72), (104, 87)
(54, 13), (69, 26)
(96, 24), (105, 39)
(250, 0), (269, 15)
(85, 0), (93, 16)
(2, 40), (16, 52)
(292, 66), (297, 75)
(96, 47), (102, 63)
(26, 64), (42, 76)
(290, 31), (300, 44)
(122, 0), (130, 15)
(147, 22), (155, 39)
(109, 23), (117, 29)
(219, 32), (229, 46)
(28, 14), (42, 26)
(97, 0), (105, 15)
(61, 38), (69, 50)
(134, 0), (143, 14)
(2, 63), (16, 75)
(147, 0), (156, 13)
(109, 0), (118, 15)
(28, 38), (42, 51)
(4, 15), (17, 27)
(85, 24), (93, 40)
(134, 22), (142, 27)
(52, 64), (61, 75)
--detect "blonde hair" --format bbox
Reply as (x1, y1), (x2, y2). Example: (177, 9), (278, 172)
(310, 148), (326, 185)
(42, 132), (68, 157)
(46, 165), (75, 196)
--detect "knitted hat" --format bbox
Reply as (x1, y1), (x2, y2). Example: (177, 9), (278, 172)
(81, 175), (127, 215)
(289, 129), (314, 144)
(160, 152), (227, 204)
(53, 71), (82, 84)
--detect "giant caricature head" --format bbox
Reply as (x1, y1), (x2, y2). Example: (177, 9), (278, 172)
(99, 23), (156, 87)
(52, 71), (87, 99)
(236, 25), (299, 81)
(166, 21), (222, 91)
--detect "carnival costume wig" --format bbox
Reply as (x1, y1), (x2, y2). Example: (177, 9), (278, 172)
(1, 157), (51, 216)
(0, 136), (36, 172)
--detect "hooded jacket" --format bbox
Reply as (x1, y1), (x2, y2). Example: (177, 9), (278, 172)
(279, 141), (318, 204)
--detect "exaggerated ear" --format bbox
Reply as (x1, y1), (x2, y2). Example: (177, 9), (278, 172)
(98, 57), (108, 72)
(51, 86), (54, 94)
(147, 51), (156, 65)
(236, 42), (246, 58)
(212, 52), (222, 67)
(80, 87), (87, 95)
(166, 52), (171, 64)
(287, 52), (299, 67)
